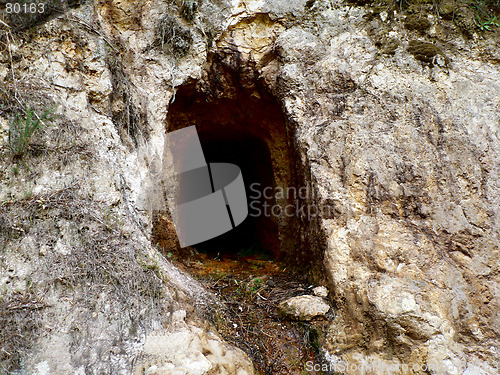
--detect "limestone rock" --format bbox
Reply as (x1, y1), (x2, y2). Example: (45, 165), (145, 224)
(313, 286), (329, 298)
(1, 0), (499, 373)
(279, 295), (330, 321)
(134, 310), (254, 375)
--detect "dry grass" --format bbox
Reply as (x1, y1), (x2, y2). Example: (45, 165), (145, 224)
(107, 55), (149, 149)
(209, 273), (325, 374)
(0, 77), (91, 173)
(0, 7), (169, 373)
(180, 0), (198, 22)
(0, 186), (168, 373)
(0, 75), (50, 122)
(0, 23), (61, 162)
(0, 291), (47, 373)
(156, 14), (193, 58)
(1, 186), (165, 302)
(178, 253), (330, 375)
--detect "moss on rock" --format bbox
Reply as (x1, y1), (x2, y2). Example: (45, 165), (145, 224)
(404, 14), (432, 32)
(407, 40), (448, 65)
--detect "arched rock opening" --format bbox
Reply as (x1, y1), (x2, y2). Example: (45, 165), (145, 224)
(166, 80), (297, 259)
(153, 55), (326, 277)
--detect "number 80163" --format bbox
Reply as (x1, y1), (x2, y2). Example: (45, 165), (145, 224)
(6, 3), (45, 14)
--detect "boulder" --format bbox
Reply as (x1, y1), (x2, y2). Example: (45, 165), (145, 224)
(279, 295), (330, 321)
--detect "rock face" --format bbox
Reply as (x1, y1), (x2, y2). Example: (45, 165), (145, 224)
(1, 0), (499, 374)
(135, 310), (254, 375)
(279, 295), (331, 321)
(0, 2), (255, 374)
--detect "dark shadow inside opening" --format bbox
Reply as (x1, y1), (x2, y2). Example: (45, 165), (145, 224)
(163, 78), (301, 263)
(193, 137), (280, 259)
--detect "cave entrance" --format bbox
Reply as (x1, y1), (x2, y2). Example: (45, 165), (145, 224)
(164, 77), (300, 261)
(194, 137), (279, 258)
(153, 56), (332, 374)
(155, 60), (329, 374)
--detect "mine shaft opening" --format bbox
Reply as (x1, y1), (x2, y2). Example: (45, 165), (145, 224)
(154, 58), (330, 375)
(194, 137), (279, 258)
(164, 77), (304, 263)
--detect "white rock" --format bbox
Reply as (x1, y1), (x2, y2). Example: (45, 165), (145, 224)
(279, 295), (330, 321)
(313, 286), (329, 298)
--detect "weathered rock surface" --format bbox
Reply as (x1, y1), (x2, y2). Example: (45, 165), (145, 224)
(1, 0), (499, 374)
(134, 310), (254, 375)
(0, 2), (255, 374)
(279, 295), (331, 321)
(313, 285), (329, 298)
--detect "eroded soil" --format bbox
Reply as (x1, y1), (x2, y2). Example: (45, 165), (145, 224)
(171, 248), (332, 375)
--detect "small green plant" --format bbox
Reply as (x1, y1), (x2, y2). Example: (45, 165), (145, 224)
(237, 244), (271, 260)
(476, 14), (499, 29)
(248, 278), (263, 293)
(138, 253), (160, 273)
(237, 245), (260, 258)
(470, 0), (500, 30)
(235, 277), (265, 298)
(8, 107), (54, 158)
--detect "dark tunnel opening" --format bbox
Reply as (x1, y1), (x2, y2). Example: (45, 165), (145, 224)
(193, 137), (280, 258)
(154, 55), (328, 278)
(159, 76), (301, 262)
(150, 55), (331, 374)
